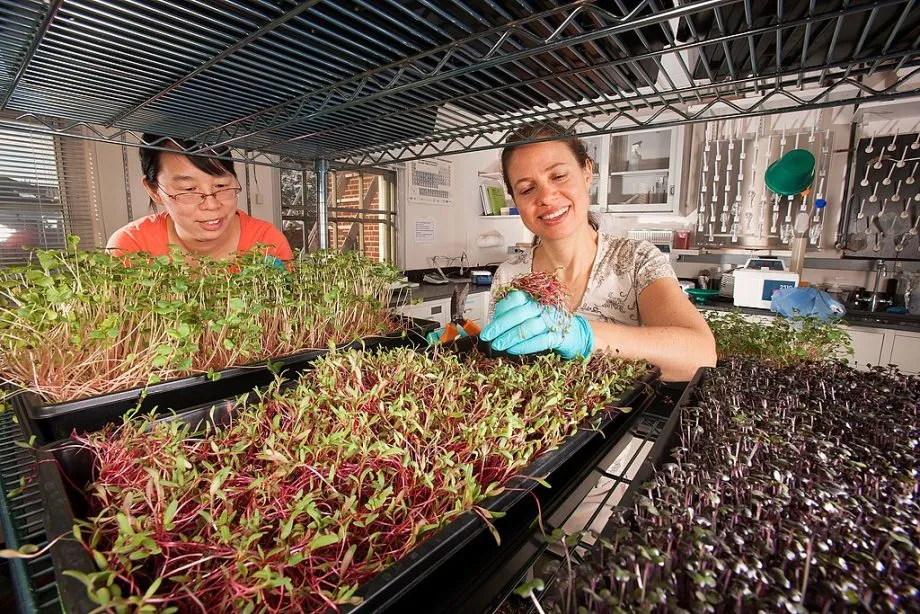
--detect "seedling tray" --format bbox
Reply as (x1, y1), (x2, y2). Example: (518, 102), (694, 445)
(351, 369), (659, 611)
(14, 316), (438, 444)
(601, 366), (708, 532)
(36, 341), (658, 614)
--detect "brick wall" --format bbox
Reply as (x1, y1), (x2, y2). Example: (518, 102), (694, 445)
(328, 172), (383, 261)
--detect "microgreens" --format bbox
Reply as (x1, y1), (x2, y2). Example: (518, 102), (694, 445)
(705, 311), (853, 365)
(67, 346), (650, 611)
(533, 358), (919, 612)
(494, 271), (571, 313)
(0, 240), (403, 404)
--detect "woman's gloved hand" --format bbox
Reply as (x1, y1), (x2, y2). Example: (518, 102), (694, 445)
(480, 290), (594, 359)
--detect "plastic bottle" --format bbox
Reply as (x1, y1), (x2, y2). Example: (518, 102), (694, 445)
(719, 264), (736, 298)
(908, 273), (920, 315)
(710, 266), (723, 291)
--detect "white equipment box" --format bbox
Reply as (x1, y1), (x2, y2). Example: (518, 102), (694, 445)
(732, 258), (800, 309)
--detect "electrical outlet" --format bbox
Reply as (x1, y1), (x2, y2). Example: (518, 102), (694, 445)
(254, 193), (264, 205)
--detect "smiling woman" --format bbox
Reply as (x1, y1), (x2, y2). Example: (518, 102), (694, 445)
(106, 134), (292, 261)
(481, 121), (716, 382)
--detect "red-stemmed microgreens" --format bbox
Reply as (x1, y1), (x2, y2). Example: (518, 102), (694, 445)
(65, 346), (651, 612)
(493, 270), (574, 336)
(493, 271), (571, 313)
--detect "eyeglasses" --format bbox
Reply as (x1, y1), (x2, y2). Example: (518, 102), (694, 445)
(157, 184), (241, 207)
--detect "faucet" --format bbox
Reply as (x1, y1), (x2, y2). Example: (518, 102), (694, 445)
(870, 260), (887, 312)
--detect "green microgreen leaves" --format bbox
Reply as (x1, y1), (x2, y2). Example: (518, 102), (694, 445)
(0, 244), (403, 404)
(705, 310), (853, 365)
(71, 346), (649, 611)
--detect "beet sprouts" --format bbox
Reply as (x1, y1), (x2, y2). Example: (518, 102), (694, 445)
(68, 346), (651, 611)
(494, 271), (571, 313)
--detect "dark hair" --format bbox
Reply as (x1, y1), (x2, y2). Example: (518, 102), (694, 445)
(499, 121), (599, 246)
(140, 134), (237, 210)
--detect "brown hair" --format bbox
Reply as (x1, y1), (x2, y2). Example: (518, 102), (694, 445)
(499, 120), (599, 245)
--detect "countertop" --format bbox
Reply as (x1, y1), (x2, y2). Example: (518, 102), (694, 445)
(698, 297), (920, 333)
(393, 284), (920, 333)
(390, 281), (491, 307)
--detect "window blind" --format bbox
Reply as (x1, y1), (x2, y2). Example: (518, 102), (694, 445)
(0, 126), (100, 266)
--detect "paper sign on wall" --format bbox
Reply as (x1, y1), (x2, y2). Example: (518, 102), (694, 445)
(414, 218), (436, 243)
(407, 158), (453, 206)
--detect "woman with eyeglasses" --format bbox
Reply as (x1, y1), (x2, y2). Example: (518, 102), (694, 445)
(479, 121), (716, 382)
(106, 135), (292, 261)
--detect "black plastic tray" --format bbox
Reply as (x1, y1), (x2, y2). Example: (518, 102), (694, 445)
(36, 343), (658, 614)
(14, 317), (438, 444)
(481, 370), (707, 614)
(350, 377), (659, 612)
(601, 366), (709, 533)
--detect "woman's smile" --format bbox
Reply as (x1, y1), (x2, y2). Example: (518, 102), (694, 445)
(539, 205), (571, 225)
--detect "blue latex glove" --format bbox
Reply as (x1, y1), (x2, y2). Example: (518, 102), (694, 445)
(481, 290), (594, 359)
(771, 286), (845, 322)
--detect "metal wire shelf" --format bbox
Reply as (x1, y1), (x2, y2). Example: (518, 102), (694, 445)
(0, 0), (918, 169)
(0, 410), (62, 614)
(0, 116), (311, 171)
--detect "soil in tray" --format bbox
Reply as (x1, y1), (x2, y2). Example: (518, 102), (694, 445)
(38, 343), (655, 613)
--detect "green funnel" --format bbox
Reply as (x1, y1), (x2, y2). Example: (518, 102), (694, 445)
(765, 149), (816, 196)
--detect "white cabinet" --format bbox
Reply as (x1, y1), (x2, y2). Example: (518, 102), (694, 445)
(395, 291), (491, 329)
(887, 334), (920, 373)
(396, 297), (451, 327)
(396, 292), (493, 329)
(844, 328), (885, 369)
(843, 325), (920, 373)
(462, 291), (489, 326)
(582, 126), (687, 214)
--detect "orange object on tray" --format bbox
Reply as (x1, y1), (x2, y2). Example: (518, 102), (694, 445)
(439, 283), (483, 343)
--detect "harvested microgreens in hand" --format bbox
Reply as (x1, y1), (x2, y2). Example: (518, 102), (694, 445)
(0, 239), (403, 403)
(705, 311), (853, 365)
(67, 346), (650, 612)
(533, 359), (919, 613)
(493, 271), (571, 313)
(492, 270), (574, 336)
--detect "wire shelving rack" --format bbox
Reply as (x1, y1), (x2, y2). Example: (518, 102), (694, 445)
(0, 410), (61, 613)
(0, 0), (917, 169)
(0, 0), (919, 610)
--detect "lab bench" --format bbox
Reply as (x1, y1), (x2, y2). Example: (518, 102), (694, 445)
(697, 301), (920, 373)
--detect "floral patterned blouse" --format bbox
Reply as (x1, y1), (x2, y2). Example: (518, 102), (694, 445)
(488, 233), (677, 326)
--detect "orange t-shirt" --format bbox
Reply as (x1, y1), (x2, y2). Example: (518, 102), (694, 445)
(107, 211), (293, 261)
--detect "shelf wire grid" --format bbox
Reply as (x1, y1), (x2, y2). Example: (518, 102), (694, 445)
(0, 410), (62, 614)
(0, 0), (918, 169)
